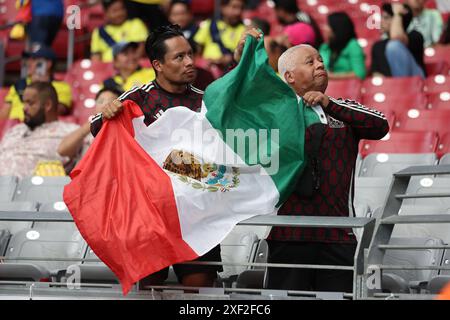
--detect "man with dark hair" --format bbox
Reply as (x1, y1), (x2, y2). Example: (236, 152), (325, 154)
(90, 24), (222, 289)
(0, 82), (79, 178)
(371, 2), (425, 77)
(273, 0), (323, 48)
(1, 45), (72, 121)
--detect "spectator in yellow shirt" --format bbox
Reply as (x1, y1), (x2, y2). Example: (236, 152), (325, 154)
(194, 0), (246, 68)
(0, 45), (72, 121)
(90, 0), (149, 62)
(103, 41), (156, 91)
(125, 0), (169, 31)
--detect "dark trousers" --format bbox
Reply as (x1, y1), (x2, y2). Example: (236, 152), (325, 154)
(26, 15), (63, 47)
(124, 1), (169, 31)
(267, 240), (356, 293)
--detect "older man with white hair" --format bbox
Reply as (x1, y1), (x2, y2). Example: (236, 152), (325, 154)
(234, 38), (390, 293)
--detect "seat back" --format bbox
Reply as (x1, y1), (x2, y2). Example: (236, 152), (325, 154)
(0, 175), (18, 202)
(0, 201), (38, 235)
(359, 153), (437, 177)
(13, 176), (70, 202)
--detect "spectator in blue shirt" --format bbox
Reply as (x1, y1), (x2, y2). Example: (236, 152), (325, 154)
(26, 0), (64, 47)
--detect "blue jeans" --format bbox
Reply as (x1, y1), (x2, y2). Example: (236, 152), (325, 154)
(26, 15), (63, 47)
(385, 40), (425, 78)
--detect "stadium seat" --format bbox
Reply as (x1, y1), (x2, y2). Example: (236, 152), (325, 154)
(219, 226), (260, 282)
(0, 175), (18, 202)
(0, 227), (87, 279)
(0, 201), (38, 235)
(0, 0), (18, 25)
(13, 176), (70, 203)
(0, 228), (10, 254)
(359, 131), (438, 157)
(394, 206), (450, 245)
(362, 76), (424, 95)
(326, 79), (362, 101)
(354, 177), (393, 213)
(34, 202), (78, 234)
(440, 153), (450, 165)
(427, 91), (450, 110)
(425, 61), (450, 76)
(382, 237), (445, 294)
(427, 275), (450, 294)
(235, 239), (268, 289)
(424, 46), (450, 65)
(425, 75), (450, 94)
(362, 92), (428, 114)
(358, 153), (437, 177)
(394, 109), (450, 133)
(403, 177), (450, 207)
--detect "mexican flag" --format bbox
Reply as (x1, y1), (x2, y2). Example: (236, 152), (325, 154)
(63, 36), (313, 295)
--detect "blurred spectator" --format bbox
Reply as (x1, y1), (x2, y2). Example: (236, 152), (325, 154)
(406, 0), (444, 47)
(58, 87), (123, 160)
(125, 0), (169, 31)
(264, 37), (287, 74)
(194, 0), (246, 68)
(319, 12), (366, 80)
(277, 22), (316, 48)
(168, 0), (198, 48)
(439, 15), (450, 44)
(91, 0), (149, 62)
(24, 0), (64, 47)
(103, 42), (156, 91)
(371, 2), (425, 78)
(0, 82), (79, 179)
(0, 45), (72, 121)
(249, 17), (271, 36)
(273, 0), (323, 48)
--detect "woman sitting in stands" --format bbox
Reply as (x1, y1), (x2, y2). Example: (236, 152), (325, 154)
(319, 12), (367, 80)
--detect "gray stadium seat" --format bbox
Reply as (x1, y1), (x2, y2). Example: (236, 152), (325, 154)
(0, 229), (11, 256)
(426, 249), (450, 294)
(354, 177), (393, 213)
(381, 237), (445, 293)
(219, 226), (260, 281)
(13, 176), (70, 202)
(0, 176), (18, 202)
(236, 239), (269, 289)
(34, 202), (78, 234)
(439, 154), (450, 165)
(403, 177), (450, 207)
(0, 201), (38, 235)
(358, 153), (437, 177)
(393, 206), (450, 244)
(0, 227), (88, 282)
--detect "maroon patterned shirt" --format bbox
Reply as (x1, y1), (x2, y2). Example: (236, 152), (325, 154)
(267, 97), (389, 244)
(91, 81), (203, 136)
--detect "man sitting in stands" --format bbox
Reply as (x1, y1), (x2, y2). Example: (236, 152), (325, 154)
(0, 82), (79, 179)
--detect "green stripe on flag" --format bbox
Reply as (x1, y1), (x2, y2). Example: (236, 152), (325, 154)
(204, 36), (309, 206)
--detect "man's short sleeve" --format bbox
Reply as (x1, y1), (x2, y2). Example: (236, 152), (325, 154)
(194, 20), (211, 46)
(90, 28), (102, 55)
(126, 18), (149, 42)
(53, 81), (72, 108)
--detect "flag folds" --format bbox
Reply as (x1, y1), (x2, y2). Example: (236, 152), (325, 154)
(63, 36), (309, 294)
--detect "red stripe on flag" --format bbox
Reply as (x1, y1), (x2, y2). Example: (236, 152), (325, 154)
(63, 100), (198, 295)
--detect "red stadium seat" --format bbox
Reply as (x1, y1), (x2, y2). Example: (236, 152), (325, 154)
(425, 75), (450, 94)
(437, 132), (450, 158)
(425, 61), (450, 76)
(362, 91), (428, 114)
(362, 76), (424, 95)
(0, 0), (18, 25)
(326, 79), (362, 101)
(359, 131), (438, 157)
(424, 46), (450, 65)
(394, 109), (450, 134)
(427, 91), (450, 110)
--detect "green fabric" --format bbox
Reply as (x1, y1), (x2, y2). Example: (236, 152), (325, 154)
(319, 38), (366, 79)
(203, 35), (320, 206)
(407, 9), (444, 47)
